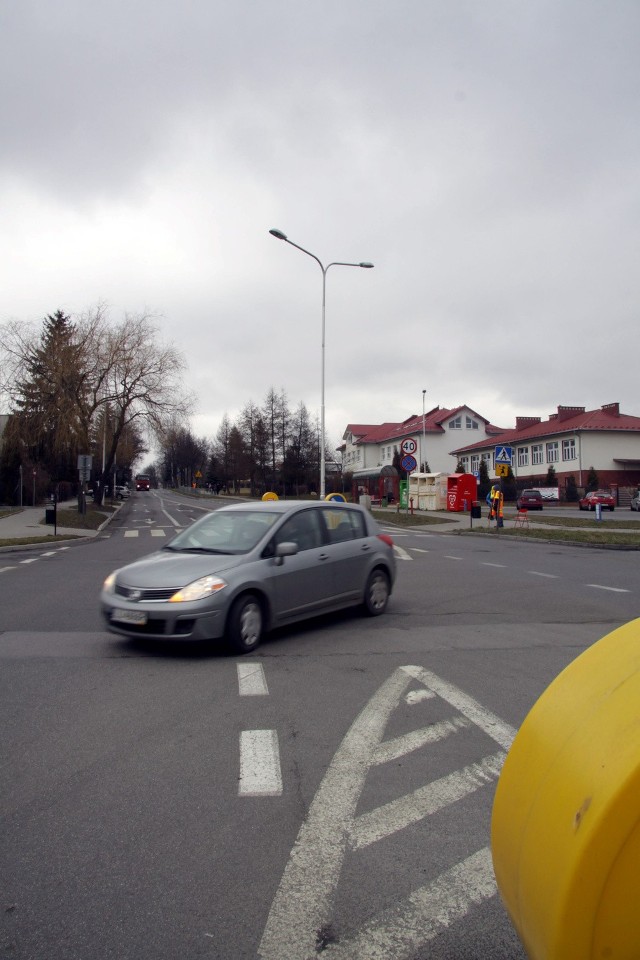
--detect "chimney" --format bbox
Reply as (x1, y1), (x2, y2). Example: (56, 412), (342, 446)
(515, 416), (542, 430)
(556, 405), (586, 421)
(601, 402), (620, 416)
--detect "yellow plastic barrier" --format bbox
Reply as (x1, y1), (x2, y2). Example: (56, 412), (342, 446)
(261, 492), (279, 501)
(325, 493), (346, 502)
(491, 618), (640, 959)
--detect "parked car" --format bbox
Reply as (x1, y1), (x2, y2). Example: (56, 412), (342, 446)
(630, 493), (640, 512)
(516, 489), (543, 511)
(101, 500), (396, 653)
(579, 490), (615, 511)
(115, 485), (130, 499)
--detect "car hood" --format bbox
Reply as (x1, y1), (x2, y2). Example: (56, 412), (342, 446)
(115, 550), (249, 588)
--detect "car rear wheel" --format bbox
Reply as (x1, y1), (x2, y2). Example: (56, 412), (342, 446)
(227, 594), (263, 654)
(363, 568), (390, 616)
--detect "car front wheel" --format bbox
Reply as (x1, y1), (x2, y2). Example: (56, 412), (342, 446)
(363, 568), (390, 616)
(227, 594), (263, 653)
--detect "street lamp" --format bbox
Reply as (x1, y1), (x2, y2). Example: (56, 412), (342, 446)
(269, 228), (373, 499)
(421, 389), (427, 472)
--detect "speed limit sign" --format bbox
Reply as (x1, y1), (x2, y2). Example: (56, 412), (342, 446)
(400, 437), (418, 456)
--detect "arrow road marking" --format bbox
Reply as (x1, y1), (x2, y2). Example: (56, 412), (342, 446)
(258, 666), (516, 960)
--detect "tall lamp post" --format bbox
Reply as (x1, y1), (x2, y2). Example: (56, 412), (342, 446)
(422, 389), (427, 472)
(269, 228), (373, 499)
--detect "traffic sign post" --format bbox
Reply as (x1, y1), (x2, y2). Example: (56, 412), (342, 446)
(401, 453), (417, 514)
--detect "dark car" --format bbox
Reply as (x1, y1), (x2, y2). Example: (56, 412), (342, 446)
(516, 489), (543, 511)
(579, 490), (615, 511)
(101, 500), (396, 653)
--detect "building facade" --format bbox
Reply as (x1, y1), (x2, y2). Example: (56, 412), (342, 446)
(450, 403), (640, 497)
(341, 405), (504, 499)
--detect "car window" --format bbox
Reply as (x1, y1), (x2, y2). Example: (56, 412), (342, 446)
(168, 510), (278, 553)
(321, 506), (366, 543)
(273, 510), (324, 552)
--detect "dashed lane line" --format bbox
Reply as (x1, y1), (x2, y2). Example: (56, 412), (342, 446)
(237, 662), (269, 696)
(238, 730), (282, 796)
(587, 583), (630, 593)
(529, 570), (558, 578)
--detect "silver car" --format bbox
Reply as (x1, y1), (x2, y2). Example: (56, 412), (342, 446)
(101, 500), (396, 653)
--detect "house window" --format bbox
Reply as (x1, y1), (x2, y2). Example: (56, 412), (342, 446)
(459, 456), (469, 470)
(517, 447), (529, 467)
(546, 441), (559, 463)
(466, 416), (479, 429)
(562, 438), (576, 461)
(449, 416), (462, 429)
(470, 454), (480, 472)
(532, 444), (543, 465)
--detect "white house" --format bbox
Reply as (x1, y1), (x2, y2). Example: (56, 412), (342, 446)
(341, 405), (504, 488)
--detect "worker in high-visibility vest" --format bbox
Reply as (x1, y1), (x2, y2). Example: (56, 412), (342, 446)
(489, 485), (504, 524)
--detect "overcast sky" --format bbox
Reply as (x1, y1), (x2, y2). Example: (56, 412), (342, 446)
(2, 0), (638, 452)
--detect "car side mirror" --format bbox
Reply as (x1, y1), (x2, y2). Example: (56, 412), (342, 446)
(274, 541), (298, 566)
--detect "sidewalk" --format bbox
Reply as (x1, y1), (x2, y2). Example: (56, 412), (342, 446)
(0, 502), (106, 549)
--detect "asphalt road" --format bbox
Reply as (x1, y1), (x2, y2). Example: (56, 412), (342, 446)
(1, 491), (638, 960)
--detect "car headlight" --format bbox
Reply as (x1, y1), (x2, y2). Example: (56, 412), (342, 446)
(103, 571), (119, 594)
(169, 575), (227, 603)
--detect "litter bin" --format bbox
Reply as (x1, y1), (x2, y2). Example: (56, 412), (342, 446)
(471, 502), (482, 519)
(45, 508), (56, 524)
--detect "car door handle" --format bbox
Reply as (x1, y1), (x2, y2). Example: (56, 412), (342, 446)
(318, 553), (330, 561)
(360, 543), (371, 551)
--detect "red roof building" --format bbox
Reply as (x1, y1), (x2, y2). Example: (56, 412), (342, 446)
(449, 403), (640, 495)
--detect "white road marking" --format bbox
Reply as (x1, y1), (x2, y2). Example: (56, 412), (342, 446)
(0, 566), (18, 573)
(321, 848), (496, 960)
(444, 555), (464, 561)
(371, 717), (470, 766)
(39, 551), (56, 557)
(587, 583), (630, 593)
(238, 730), (282, 796)
(410, 547), (430, 553)
(19, 558), (37, 564)
(393, 545), (413, 561)
(401, 666), (516, 751)
(150, 529), (166, 537)
(124, 530), (138, 538)
(405, 689), (434, 704)
(258, 666), (513, 960)
(349, 751), (506, 850)
(482, 562), (506, 568)
(529, 571), (558, 578)
(237, 662), (269, 696)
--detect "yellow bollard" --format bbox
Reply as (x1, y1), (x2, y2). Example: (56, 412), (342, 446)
(491, 618), (640, 959)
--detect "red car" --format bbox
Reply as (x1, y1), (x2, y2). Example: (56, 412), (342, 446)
(579, 490), (615, 512)
(516, 489), (543, 511)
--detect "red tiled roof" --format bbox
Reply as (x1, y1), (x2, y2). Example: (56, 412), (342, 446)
(344, 406), (505, 445)
(450, 403), (640, 454)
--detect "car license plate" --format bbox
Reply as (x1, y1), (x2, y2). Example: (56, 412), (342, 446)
(112, 609), (148, 626)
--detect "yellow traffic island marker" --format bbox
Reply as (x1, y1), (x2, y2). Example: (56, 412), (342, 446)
(491, 617), (640, 959)
(325, 492), (346, 502)
(261, 492), (279, 501)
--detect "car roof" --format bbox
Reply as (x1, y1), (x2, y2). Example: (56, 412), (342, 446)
(217, 499), (362, 515)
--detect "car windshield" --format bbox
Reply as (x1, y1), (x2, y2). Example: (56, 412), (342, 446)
(165, 510), (280, 554)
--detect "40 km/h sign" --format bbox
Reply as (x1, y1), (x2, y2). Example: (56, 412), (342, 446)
(401, 437), (418, 456)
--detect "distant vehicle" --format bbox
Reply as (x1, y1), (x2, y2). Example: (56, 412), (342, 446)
(516, 489), (543, 511)
(101, 500), (396, 653)
(579, 490), (615, 511)
(115, 485), (130, 500)
(630, 493), (640, 512)
(135, 475), (151, 491)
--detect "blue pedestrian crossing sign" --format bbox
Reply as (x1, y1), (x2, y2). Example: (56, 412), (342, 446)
(495, 445), (513, 465)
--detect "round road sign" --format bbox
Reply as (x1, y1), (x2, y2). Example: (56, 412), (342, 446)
(400, 437), (418, 456)
(401, 454), (417, 473)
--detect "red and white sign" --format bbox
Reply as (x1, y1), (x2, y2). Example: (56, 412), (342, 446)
(400, 437), (418, 456)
